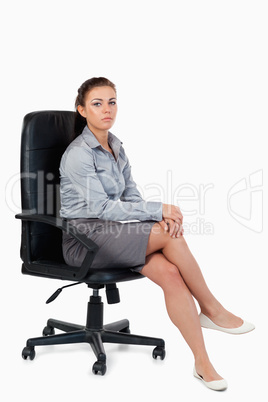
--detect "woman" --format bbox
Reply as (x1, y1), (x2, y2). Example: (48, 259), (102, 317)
(60, 77), (254, 391)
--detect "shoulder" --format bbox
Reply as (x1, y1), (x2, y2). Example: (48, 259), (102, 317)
(60, 135), (94, 170)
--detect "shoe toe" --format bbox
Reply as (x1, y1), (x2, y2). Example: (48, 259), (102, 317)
(206, 379), (228, 391)
(193, 367), (228, 391)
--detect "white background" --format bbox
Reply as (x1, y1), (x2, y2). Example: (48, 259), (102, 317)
(1, 0), (267, 400)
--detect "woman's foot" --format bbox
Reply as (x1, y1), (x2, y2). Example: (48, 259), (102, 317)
(193, 366), (228, 391)
(195, 358), (223, 382)
(199, 306), (255, 334)
(201, 306), (243, 329)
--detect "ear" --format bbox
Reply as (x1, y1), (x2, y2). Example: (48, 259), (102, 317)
(77, 105), (86, 118)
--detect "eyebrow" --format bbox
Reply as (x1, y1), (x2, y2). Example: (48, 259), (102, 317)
(90, 97), (117, 103)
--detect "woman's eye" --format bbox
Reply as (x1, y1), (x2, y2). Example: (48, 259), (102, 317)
(92, 101), (116, 107)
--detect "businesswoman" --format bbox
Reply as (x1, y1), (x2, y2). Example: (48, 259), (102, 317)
(60, 77), (254, 391)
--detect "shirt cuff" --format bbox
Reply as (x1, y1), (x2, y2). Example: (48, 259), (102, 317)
(146, 201), (163, 221)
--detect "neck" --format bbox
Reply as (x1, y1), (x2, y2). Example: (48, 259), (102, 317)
(88, 126), (109, 147)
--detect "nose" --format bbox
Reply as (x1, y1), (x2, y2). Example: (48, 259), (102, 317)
(103, 102), (111, 114)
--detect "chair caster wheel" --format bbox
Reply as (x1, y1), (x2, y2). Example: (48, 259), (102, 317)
(92, 361), (107, 376)
(22, 346), (36, 360)
(42, 326), (55, 336)
(152, 346), (166, 360)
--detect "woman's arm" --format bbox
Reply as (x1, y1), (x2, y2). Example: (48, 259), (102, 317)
(120, 156), (145, 203)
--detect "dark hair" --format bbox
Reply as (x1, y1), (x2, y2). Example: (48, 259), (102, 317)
(73, 77), (116, 138)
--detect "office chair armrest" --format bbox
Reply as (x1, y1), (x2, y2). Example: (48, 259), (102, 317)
(15, 213), (99, 253)
(15, 213), (99, 281)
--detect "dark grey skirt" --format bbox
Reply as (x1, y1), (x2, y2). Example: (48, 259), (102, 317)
(62, 218), (156, 273)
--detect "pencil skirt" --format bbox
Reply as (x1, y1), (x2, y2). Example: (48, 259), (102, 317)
(62, 218), (157, 273)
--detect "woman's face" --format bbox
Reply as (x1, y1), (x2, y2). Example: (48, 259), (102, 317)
(78, 86), (117, 134)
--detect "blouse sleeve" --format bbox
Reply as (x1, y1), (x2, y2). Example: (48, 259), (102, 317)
(60, 145), (162, 222)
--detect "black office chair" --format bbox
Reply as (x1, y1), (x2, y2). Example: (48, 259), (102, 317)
(16, 111), (165, 375)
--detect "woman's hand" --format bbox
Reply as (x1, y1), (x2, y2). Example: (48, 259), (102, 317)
(162, 203), (183, 225)
(159, 218), (184, 238)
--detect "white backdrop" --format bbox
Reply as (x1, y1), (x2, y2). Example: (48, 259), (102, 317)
(1, 1), (267, 400)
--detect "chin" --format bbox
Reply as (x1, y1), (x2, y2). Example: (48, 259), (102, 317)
(102, 122), (114, 129)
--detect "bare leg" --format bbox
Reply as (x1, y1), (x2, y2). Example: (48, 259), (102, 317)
(141, 252), (223, 381)
(146, 224), (243, 329)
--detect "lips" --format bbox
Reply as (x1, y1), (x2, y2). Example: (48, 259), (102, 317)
(102, 117), (112, 121)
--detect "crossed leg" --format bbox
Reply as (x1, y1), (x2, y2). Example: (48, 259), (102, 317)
(140, 223), (243, 382)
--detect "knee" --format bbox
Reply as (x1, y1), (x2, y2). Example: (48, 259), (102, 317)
(150, 222), (170, 246)
(159, 260), (185, 291)
(152, 222), (187, 248)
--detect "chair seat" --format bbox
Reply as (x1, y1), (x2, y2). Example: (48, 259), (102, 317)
(85, 266), (144, 284)
(22, 259), (144, 285)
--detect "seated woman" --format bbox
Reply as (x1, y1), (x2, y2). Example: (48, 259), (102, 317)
(60, 77), (254, 391)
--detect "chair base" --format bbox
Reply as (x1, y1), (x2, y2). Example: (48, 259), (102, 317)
(22, 291), (165, 375)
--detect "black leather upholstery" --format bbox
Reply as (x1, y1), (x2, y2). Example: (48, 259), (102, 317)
(20, 111), (74, 262)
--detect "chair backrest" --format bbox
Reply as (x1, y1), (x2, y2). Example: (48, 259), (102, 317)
(20, 111), (75, 263)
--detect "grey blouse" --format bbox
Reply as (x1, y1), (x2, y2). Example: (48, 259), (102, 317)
(59, 126), (162, 222)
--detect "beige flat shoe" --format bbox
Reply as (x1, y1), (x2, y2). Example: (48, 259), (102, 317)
(199, 313), (255, 334)
(193, 367), (228, 391)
